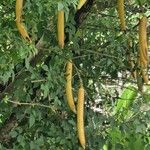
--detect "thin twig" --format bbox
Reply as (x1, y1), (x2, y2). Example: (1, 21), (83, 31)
(73, 63), (83, 86)
(6, 99), (55, 110)
(31, 79), (47, 83)
(83, 49), (118, 59)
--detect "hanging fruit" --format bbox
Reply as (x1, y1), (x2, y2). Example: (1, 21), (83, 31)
(138, 16), (149, 84)
(15, 0), (31, 42)
(16, 22), (31, 42)
(57, 10), (64, 49)
(66, 60), (76, 113)
(15, 0), (23, 23)
(77, 84), (86, 149)
(117, 0), (126, 31)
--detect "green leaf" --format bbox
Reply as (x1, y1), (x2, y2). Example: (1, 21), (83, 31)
(29, 114), (35, 128)
(58, 2), (64, 11)
(9, 130), (18, 138)
(114, 85), (137, 113)
(41, 83), (49, 99)
(103, 144), (108, 150)
(42, 65), (49, 72)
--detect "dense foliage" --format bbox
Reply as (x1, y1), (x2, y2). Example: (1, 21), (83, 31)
(0, 0), (150, 149)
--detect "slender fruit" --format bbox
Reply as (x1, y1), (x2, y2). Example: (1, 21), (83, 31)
(57, 10), (64, 49)
(16, 22), (31, 42)
(139, 16), (148, 65)
(77, 84), (86, 149)
(139, 50), (148, 67)
(15, 0), (31, 42)
(117, 0), (126, 31)
(77, 0), (87, 10)
(141, 66), (149, 84)
(15, 0), (23, 23)
(138, 55), (149, 84)
(139, 16), (149, 84)
(66, 60), (76, 113)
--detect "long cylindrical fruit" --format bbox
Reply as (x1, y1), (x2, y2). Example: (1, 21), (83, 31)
(139, 56), (149, 84)
(15, 0), (23, 23)
(141, 69), (149, 84)
(77, 0), (87, 10)
(139, 16), (149, 66)
(139, 50), (148, 67)
(139, 16), (149, 84)
(77, 85), (86, 149)
(139, 17), (148, 59)
(16, 22), (31, 42)
(15, 0), (31, 42)
(66, 60), (76, 113)
(57, 10), (64, 49)
(117, 0), (126, 31)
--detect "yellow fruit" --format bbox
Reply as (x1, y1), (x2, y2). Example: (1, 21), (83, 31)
(139, 16), (149, 66)
(117, 0), (126, 31)
(16, 22), (31, 42)
(77, 0), (87, 10)
(141, 69), (149, 84)
(139, 50), (147, 67)
(66, 60), (76, 113)
(15, 0), (31, 42)
(77, 85), (85, 149)
(139, 16), (149, 84)
(15, 0), (23, 23)
(57, 10), (64, 49)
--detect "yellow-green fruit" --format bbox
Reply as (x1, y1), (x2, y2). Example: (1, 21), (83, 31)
(57, 10), (64, 49)
(66, 61), (76, 113)
(77, 0), (87, 10)
(77, 85), (86, 149)
(117, 0), (126, 30)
